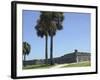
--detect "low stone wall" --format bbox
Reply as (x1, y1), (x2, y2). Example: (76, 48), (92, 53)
(23, 51), (91, 66)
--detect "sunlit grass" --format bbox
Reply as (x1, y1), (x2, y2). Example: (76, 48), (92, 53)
(62, 61), (91, 68)
(23, 64), (55, 69)
(23, 61), (91, 69)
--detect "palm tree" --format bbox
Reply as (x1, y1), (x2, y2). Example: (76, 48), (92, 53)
(48, 12), (64, 65)
(35, 12), (50, 64)
(23, 42), (31, 61)
(35, 12), (64, 65)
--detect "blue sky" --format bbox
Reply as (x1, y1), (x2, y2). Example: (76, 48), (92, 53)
(22, 10), (91, 60)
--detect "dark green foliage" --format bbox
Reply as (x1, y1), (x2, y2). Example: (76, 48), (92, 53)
(23, 42), (31, 61)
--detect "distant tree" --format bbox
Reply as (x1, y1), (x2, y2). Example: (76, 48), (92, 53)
(23, 42), (31, 61)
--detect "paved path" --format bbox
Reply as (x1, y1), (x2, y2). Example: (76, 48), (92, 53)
(50, 63), (69, 69)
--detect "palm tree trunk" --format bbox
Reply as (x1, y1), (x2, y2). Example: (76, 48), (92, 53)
(23, 55), (26, 66)
(50, 35), (54, 65)
(24, 54), (26, 61)
(45, 35), (48, 64)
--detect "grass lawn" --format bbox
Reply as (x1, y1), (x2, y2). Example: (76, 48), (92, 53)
(23, 64), (56, 69)
(62, 61), (91, 68)
(23, 61), (91, 69)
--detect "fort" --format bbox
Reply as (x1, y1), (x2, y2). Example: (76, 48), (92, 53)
(23, 50), (91, 65)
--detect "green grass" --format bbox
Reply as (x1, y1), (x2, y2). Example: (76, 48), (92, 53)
(62, 61), (91, 68)
(23, 61), (91, 69)
(23, 64), (55, 69)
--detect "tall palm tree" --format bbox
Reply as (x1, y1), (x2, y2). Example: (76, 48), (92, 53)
(23, 42), (31, 61)
(48, 12), (64, 65)
(35, 12), (64, 65)
(35, 12), (50, 64)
